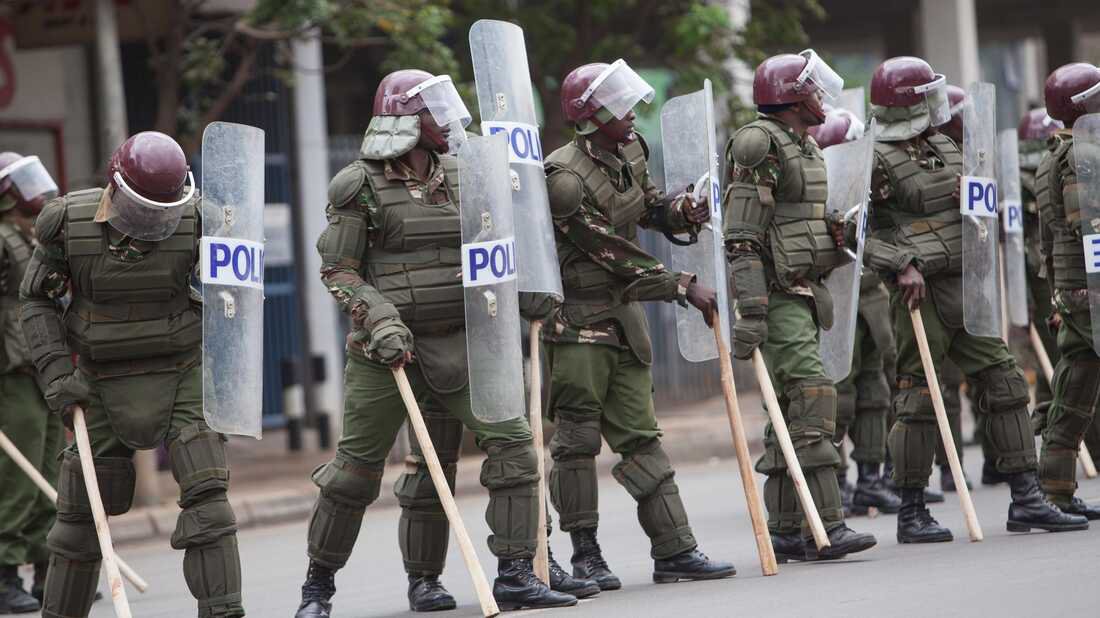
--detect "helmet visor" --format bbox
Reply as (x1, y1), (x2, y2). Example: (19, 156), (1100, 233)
(583, 59), (655, 120)
(914, 75), (951, 126)
(0, 156), (58, 203)
(798, 50), (844, 101)
(108, 170), (195, 241)
(408, 75), (472, 129)
(1071, 79), (1100, 114)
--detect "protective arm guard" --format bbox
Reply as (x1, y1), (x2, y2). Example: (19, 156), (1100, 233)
(863, 236), (918, 278)
(19, 200), (74, 386)
(726, 247), (769, 318)
(1061, 142), (1085, 240)
(1038, 201), (1057, 282)
(316, 195), (389, 328)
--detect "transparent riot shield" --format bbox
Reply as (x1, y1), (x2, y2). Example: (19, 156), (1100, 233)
(459, 133), (526, 422)
(662, 80), (729, 362)
(469, 19), (562, 300)
(960, 82), (1002, 338)
(998, 129), (1029, 327)
(200, 122), (265, 438)
(818, 121), (875, 381)
(835, 87), (866, 123)
(1073, 113), (1100, 354)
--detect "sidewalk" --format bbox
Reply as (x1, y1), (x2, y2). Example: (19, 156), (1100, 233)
(109, 392), (769, 546)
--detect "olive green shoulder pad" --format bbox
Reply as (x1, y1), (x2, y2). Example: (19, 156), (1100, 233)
(328, 162), (368, 208)
(729, 125), (772, 168)
(546, 167), (585, 218)
(35, 196), (68, 244)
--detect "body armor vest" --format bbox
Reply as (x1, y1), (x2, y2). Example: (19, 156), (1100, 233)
(358, 156), (465, 334)
(545, 139), (647, 306)
(752, 119), (843, 285)
(1036, 136), (1085, 290)
(0, 222), (33, 372)
(870, 135), (965, 278)
(63, 189), (201, 363)
(544, 139), (654, 363)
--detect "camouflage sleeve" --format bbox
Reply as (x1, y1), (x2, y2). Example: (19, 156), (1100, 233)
(637, 162), (698, 235)
(316, 184), (388, 328)
(555, 196), (691, 305)
(19, 198), (74, 386)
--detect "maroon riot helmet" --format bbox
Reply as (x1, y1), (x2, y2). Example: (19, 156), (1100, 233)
(561, 59), (655, 126)
(1018, 107), (1062, 142)
(1044, 63), (1100, 126)
(753, 49), (843, 106)
(373, 69), (470, 129)
(0, 151), (58, 216)
(870, 57), (950, 122)
(104, 131), (195, 241)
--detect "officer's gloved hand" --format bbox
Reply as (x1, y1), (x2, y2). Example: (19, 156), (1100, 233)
(518, 292), (560, 322)
(364, 303), (414, 367)
(45, 370), (91, 429)
(732, 313), (767, 360)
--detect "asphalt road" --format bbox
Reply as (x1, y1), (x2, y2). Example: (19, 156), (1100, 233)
(89, 446), (1100, 618)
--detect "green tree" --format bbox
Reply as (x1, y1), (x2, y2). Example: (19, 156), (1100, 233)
(449, 0), (824, 145)
(142, 0), (461, 152)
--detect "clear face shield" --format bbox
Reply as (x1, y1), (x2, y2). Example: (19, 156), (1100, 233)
(797, 49), (844, 101)
(914, 74), (951, 126)
(407, 75), (472, 153)
(0, 156), (58, 204)
(108, 170), (195, 241)
(1071, 80), (1100, 114)
(582, 59), (656, 120)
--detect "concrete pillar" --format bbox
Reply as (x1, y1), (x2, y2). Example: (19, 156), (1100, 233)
(919, 0), (981, 86)
(291, 36), (344, 437)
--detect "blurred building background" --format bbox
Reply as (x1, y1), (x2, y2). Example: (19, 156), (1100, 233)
(0, 0), (1097, 489)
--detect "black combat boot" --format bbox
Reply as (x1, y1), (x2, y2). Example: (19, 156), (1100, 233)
(770, 531), (806, 564)
(294, 561), (336, 618)
(1061, 496), (1100, 520)
(569, 528), (621, 590)
(407, 575), (456, 612)
(896, 488), (953, 543)
(653, 549), (736, 583)
(852, 462), (902, 514)
(547, 547), (599, 599)
(0, 565), (40, 614)
(493, 559), (577, 610)
(940, 465), (972, 493)
(1006, 471), (1089, 533)
(804, 525), (877, 561)
(981, 460), (1009, 486)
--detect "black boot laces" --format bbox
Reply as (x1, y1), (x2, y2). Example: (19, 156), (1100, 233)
(417, 576), (447, 596)
(548, 554), (570, 581)
(580, 540), (611, 573)
(302, 564), (336, 602)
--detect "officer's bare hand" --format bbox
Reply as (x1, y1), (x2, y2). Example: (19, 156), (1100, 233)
(1047, 311), (1063, 333)
(686, 282), (718, 327)
(680, 193), (711, 225)
(897, 263), (926, 309)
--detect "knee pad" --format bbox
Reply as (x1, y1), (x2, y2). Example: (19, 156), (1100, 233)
(804, 467), (844, 529)
(183, 535), (244, 618)
(972, 363), (1030, 415)
(480, 441), (539, 490)
(549, 458), (599, 531)
(399, 507), (450, 576)
(171, 494), (238, 550)
(312, 452), (385, 508)
(57, 450), (135, 517)
(893, 379), (935, 424)
(834, 383), (856, 440)
(548, 410), (602, 460)
(1045, 359), (1100, 448)
(1039, 446), (1079, 497)
(169, 424), (230, 508)
(850, 407), (887, 463)
(486, 482), (539, 559)
(784, 378), (837, 441)
(394, 458), (456, 508)
(856, 372), (891, 414)
(612, 439), (674, 501)
(41, 553), (100, 618)
(306, 453), (385, 569)
(411, 401), (463, 464)
(637, 479), (696, 559)
(887, 417), (937, 488)
(46, 518), (100, 562)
